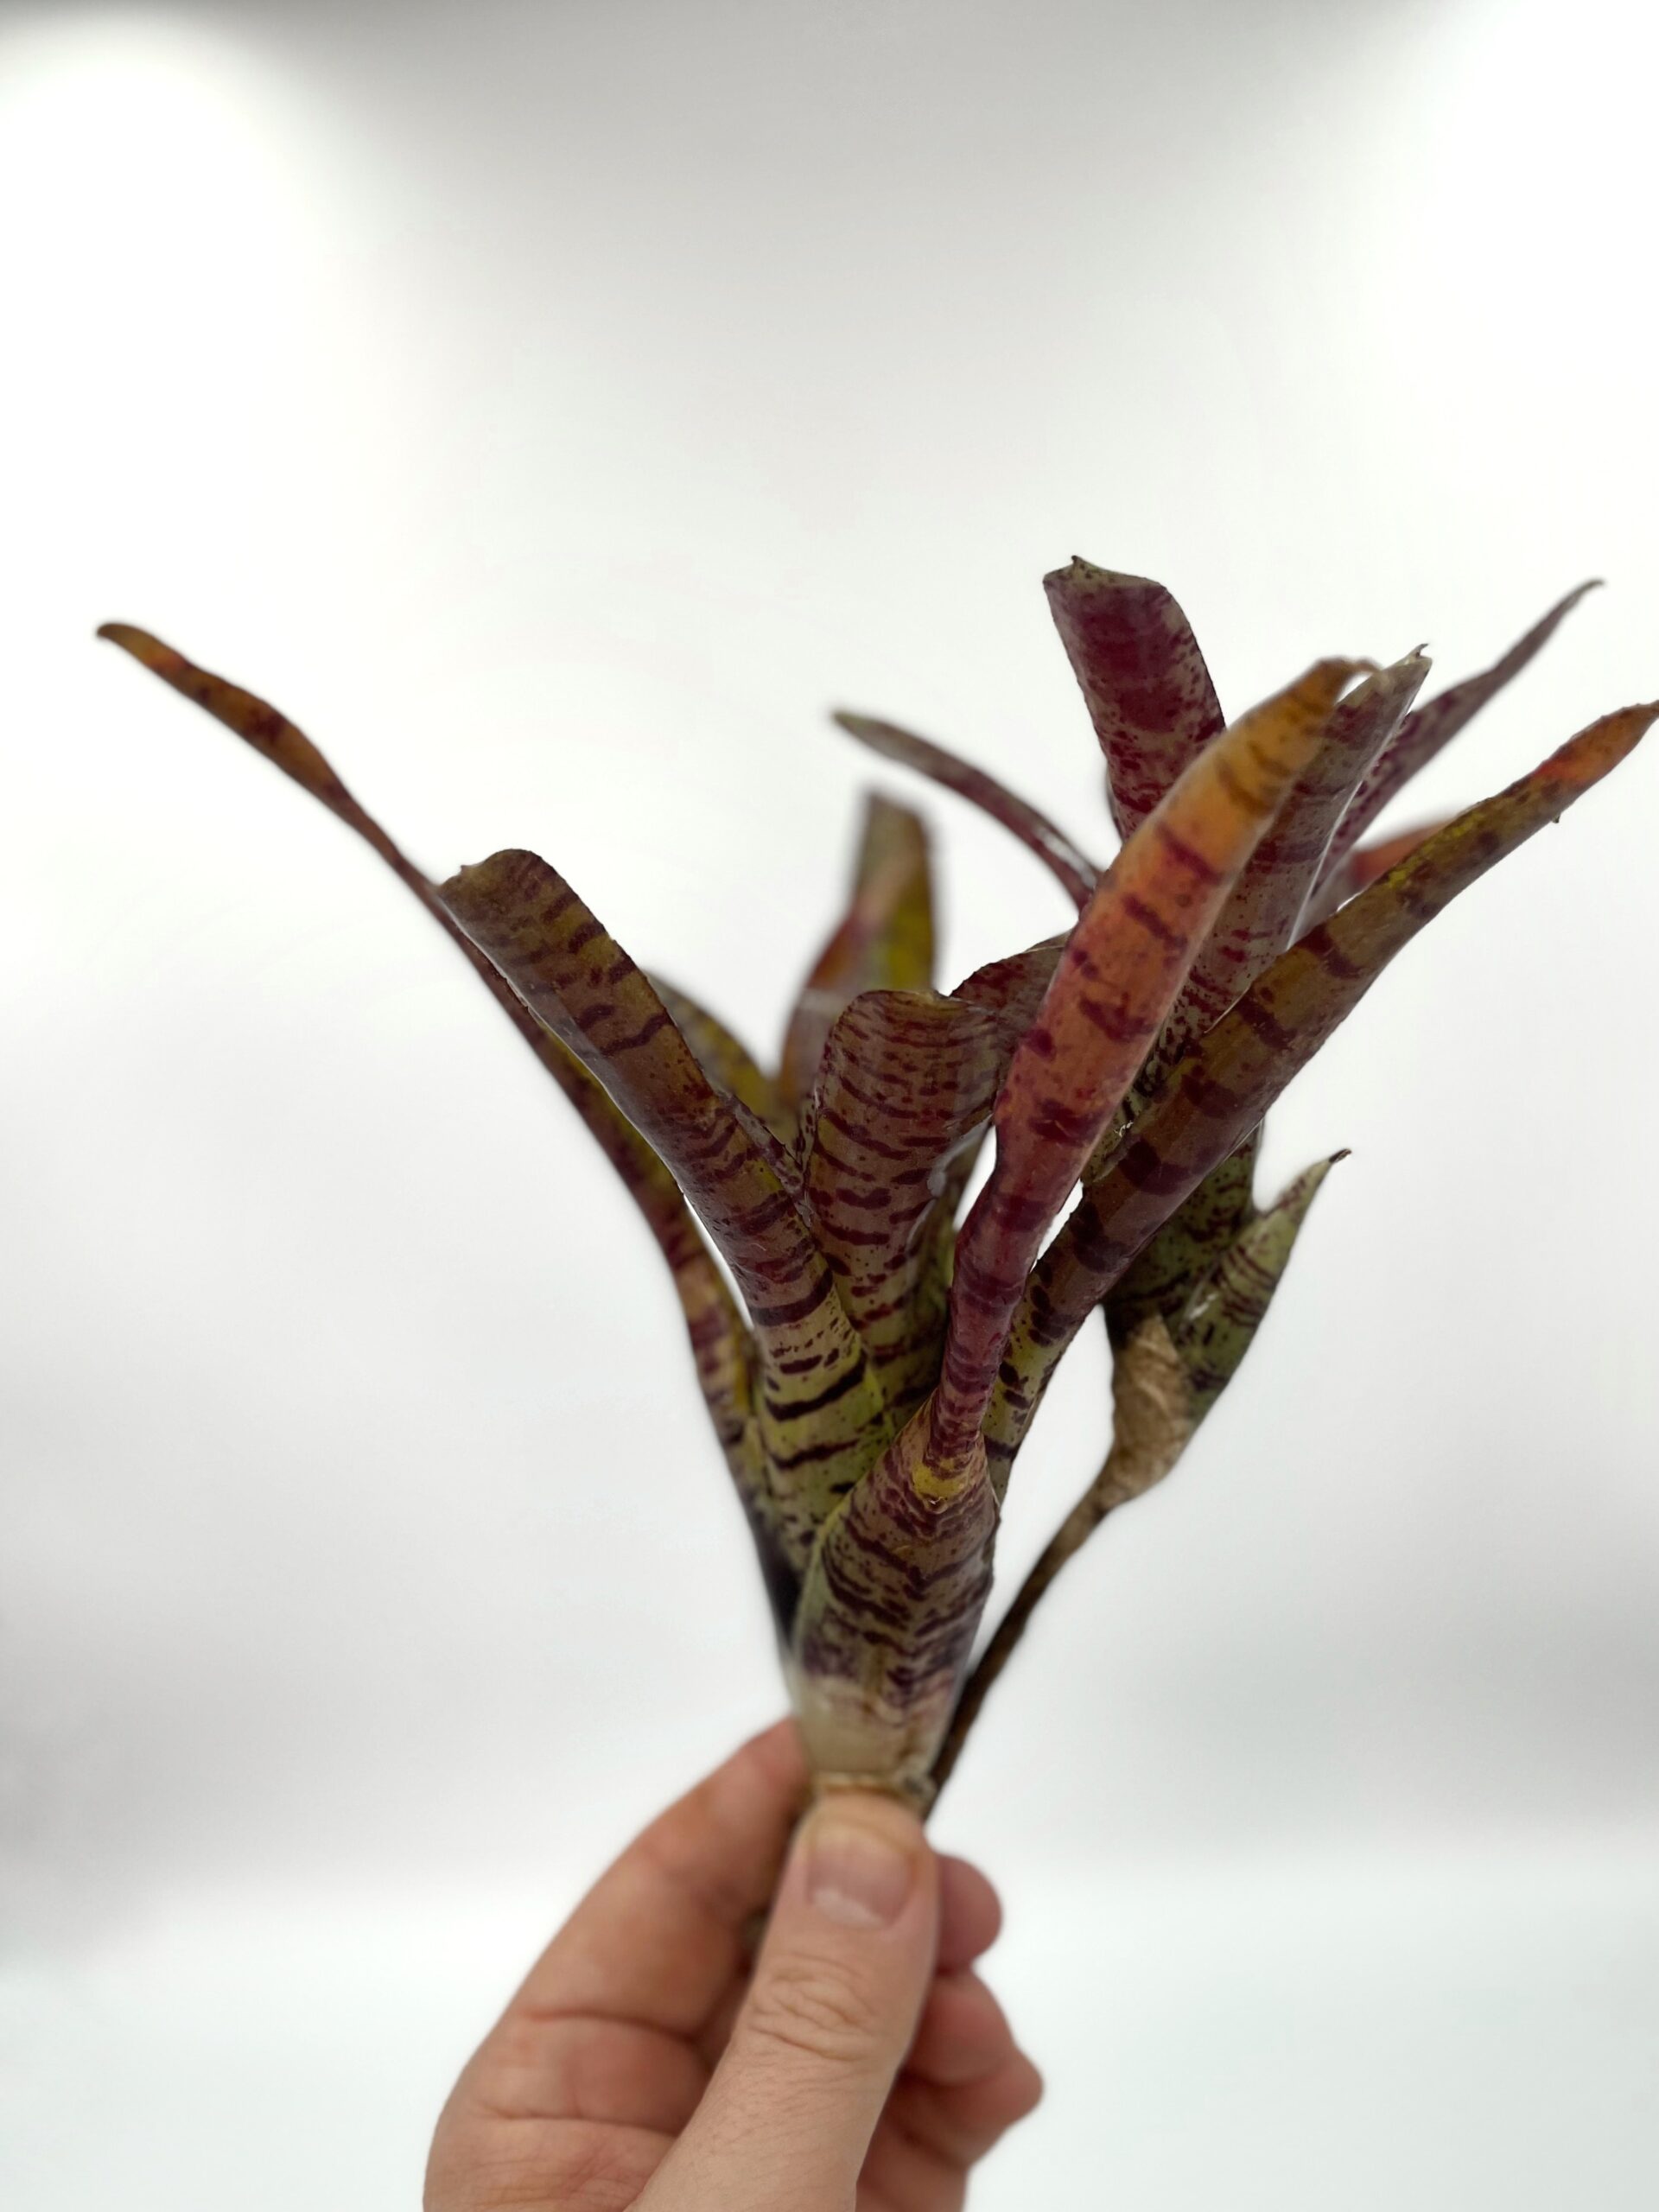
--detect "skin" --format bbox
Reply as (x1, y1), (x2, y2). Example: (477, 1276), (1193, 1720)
(426, 1721), (1043, 2211)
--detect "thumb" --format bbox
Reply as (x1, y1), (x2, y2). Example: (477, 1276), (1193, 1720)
(644, 1789), (938, 2212)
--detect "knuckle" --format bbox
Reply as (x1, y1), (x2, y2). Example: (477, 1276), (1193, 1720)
(743, 1949), (884, 2065)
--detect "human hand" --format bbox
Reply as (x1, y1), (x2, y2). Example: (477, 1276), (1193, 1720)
(426, 1719), (1041, 2210)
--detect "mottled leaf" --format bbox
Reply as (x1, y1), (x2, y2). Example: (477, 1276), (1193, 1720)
(651, 976), (796, 1147)
(1312, 817), (1452, 919)
(94, 624), (759, 1529)
(779, 794), (935, 1112)
(1170, 1154), (1342, 1419)
(927, 1316), (1190, 1795)
(932, 1158), (1337, 1795)
(1103, 1132), (1262, 1351)
(1159, 652), (1430, 1069)
(790, 1404), (997, 1802)
(950, 933), (1067, 1024)
(987, 699), (1658, 1479)
(1324, 582), (1600, 877)
(804, 990), (1018, 1425)
(931, 658), (1364, 1470)
(1043, 559), (1226, 838)
(834, 710), (1098, 908)
(439, 849), (893, 1589)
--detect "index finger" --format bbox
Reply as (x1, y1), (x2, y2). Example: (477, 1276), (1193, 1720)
(507, 1719), (810, 2037)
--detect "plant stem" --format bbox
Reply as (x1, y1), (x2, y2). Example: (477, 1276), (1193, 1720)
(930, 1317), (1193, 1801)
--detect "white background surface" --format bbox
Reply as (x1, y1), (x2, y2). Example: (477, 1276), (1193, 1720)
(3, 2), (1656, 2203)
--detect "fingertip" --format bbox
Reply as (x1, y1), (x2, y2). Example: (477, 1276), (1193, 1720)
(739, 1715), (810, 1787)
(1005, 2049), (1046, 2120)
(933, 2046), (1045, 2147)
(907, 1970), (1015, 2088)
(936, 1854), (1002, 1970)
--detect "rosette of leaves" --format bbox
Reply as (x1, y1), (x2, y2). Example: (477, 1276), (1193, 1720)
(99, 563), (1651, 1808)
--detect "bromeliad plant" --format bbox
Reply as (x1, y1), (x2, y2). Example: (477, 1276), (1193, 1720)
(99, 563), (1653, 1808)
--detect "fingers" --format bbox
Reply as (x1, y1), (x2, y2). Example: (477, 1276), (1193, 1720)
(893, 2049), (1045, 2167)
(934, 1855), (1001, 1973)
(506, 1719), (808, 2039)
(639, 1790), (938, 2212)
(861, 1977), (1041, 2210)
(907, 1969), (1014, 2088)
(693, 1850), (1003, 2067)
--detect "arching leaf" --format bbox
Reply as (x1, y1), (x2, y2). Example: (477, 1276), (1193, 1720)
(1043, 558), (1226, 838)
(834, 711), (1097, 908)
(987, 698), (1658, 1481)
(1323, 582), (1600, 876)
(931, 657), (1364, 1470)
(439, 849), (893, 1592)
(779, 794), (935, 1112)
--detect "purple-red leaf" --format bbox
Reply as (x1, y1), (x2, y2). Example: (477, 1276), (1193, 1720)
(834, 711), (1098, 908)
(1313, 817), (1452, 918)
(1323, 582), (1600, 877)
(987, 698), (1658, 1479)
(93, 624), (758, 1510)
(439, 849), (893, 1586)
(652, 976), (796, 1147)
(1043, 559), (1227, 839)
(804, 990), (1018, 1425)
(931, 657), (1365, 1468)
(779, 794), (936, 1113)
(790, 1403), (997, 1801)
(1158, 652), (1430, 1069)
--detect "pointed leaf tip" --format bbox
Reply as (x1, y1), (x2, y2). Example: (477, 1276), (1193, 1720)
(1171, 1151), (1343, 1421)
(1325, 582), (1610, 871)
(932, 655), (1363, 1466)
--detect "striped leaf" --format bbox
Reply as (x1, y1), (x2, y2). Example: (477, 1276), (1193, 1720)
(950, 932), (1067, 1022)
(1313, 817), (1452, 918)
(1156, 652), (1430, 1071)
(1043, 559), (1227, 838)
(438, 849), (893, 1592)
(1103, 1132), (1262, 1351)
(1169, 1154), (1342, 1419)
(790, 1404), (998, 1802)
(931, 658), (1366, 1471)
(93, 625), (760, 1534)
(987, 699), (1658, 1480)
(804, 990), (1018, 1425)
(779, 794), (935, 1114)
(651, 976), (796, 1147)
(1323, 582), (1599, 877)
(834, 711), (1098, 908)
(931, 1155), (1337, 1795)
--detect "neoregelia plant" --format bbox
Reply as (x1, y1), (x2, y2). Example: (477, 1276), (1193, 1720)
(99, 563), (1652, 1809)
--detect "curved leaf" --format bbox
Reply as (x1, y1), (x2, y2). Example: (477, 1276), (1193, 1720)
(1043, 559), (1226, 838)
(1171, 1153), (1342, 1419)
(932, 1155), (1338, 1793)
(651, 976), (796, 1147)
(931, 658), (1364, 1469)
(833, 711), (1098, 908)
(1159, 652), (1430, 1069)
(986, 699), (1657, 1480)
(804, 990), (1017, 1424)
(790, 1403), (997, 1802)
(1312, 817), (1452, 919)
(93, 625), (759, 1528)
(1103, 1132), (1261, 1351)
(438, 849), (893, 1588)
(779, 794), (935, 1112)
(1324, 582), (1599, 875)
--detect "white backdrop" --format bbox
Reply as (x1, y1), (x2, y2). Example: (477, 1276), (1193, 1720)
(3, 2), (1656, 2204)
